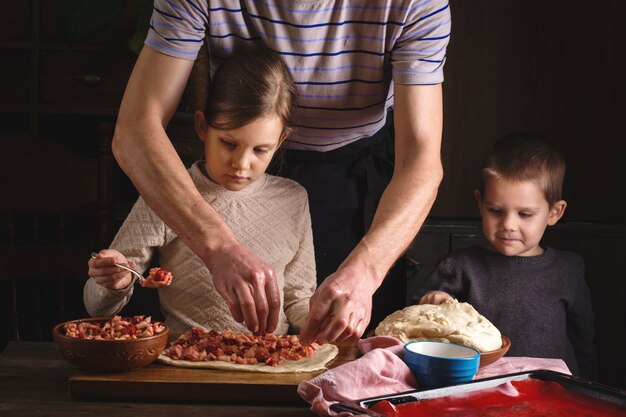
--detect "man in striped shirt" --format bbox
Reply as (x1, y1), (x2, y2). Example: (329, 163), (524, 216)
(113, 0), (451, 344)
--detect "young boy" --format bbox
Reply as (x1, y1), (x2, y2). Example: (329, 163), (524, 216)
(414, 133), (598, 379)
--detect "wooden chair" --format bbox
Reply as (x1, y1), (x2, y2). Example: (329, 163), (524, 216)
(0, 123), (114, 342)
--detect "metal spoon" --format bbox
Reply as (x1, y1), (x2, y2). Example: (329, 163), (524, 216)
(90, 252), (145, 283)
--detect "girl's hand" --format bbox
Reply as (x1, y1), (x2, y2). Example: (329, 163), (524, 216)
(419, 291), (454, 305)
(88, 249), (134, 290)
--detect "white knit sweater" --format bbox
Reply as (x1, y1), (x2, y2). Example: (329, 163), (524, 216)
(84, 162), (316, 335)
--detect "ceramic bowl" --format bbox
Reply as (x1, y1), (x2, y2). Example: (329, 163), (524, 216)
(479, 335), (511, 368)
(403, 341), (480, 389)
(52, 317), (168, 372)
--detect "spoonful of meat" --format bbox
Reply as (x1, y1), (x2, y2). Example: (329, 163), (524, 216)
(90, 253), (173, 288)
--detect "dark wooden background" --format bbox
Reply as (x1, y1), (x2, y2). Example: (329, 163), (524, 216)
(435, 1), (626, 222)
(1, 0), (624, 387)
(2, 0), (624, 220)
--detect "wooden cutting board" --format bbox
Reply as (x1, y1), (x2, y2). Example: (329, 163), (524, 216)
(68, 341), (359, 404)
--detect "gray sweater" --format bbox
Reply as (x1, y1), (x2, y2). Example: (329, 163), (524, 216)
(413, 246), (598, 379)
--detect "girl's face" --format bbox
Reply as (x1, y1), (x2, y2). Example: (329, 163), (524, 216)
(195, 113), (284, 191)
(475, 178), (566, 257)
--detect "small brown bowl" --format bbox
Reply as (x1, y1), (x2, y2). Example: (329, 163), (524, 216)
(479, 335), (511, 368)
(52, 317), (169, 372)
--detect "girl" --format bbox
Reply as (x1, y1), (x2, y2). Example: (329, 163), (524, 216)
(85, 48), (316, 336)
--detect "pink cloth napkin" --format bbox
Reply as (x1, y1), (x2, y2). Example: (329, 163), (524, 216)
(297, 336), (571, 417)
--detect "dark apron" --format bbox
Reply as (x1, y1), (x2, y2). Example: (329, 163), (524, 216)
(270, 112), (407, 330)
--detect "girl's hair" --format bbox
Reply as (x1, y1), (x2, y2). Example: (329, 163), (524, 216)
(479, 132), (566, 206)
(203, 46), (297, 139)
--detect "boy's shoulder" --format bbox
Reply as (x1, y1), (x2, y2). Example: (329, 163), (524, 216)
(445, 245), (489, 261)
(434, 246), (488, 270)
(544, 246), (585, 266)
(442, 245), (585, 270)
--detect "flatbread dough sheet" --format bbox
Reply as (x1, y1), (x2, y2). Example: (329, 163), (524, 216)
(157, 343), (339, 373)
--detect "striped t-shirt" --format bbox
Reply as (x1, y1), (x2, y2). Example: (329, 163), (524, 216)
(146, 0), (451, 151)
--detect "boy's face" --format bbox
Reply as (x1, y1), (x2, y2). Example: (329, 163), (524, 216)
(195, 113), (284, 191)
(475, 178), (566, 257)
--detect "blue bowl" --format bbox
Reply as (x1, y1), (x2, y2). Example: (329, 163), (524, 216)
(403, 341), (480, 389)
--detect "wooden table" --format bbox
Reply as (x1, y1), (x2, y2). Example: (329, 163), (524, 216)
(0, 341), (356, 417)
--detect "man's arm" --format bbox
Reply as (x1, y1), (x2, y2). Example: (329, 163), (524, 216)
(299, 83), (443, 343)
(113, 46), (281, 334)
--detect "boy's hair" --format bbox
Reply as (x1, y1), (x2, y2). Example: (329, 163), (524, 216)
(203, 46), (298, 138)
(479, 132), (566, 206)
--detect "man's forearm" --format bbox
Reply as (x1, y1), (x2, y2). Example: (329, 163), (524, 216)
(344, 83), (444, 286)
(112, 120), (235, 261)
(111, 46), (236, 262)
(350, 152), (443, 284)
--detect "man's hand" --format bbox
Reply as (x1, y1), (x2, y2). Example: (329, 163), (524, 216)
(298, 261), (378, 344)
(206, 240), (281, 335)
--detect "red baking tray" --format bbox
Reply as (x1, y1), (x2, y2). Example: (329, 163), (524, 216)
(331, 370), (626, 417)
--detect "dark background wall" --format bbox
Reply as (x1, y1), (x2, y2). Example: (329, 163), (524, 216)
(2, 0), (625, 221)
(1, 0), (624, 387)
(435, 1), (625, 222)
